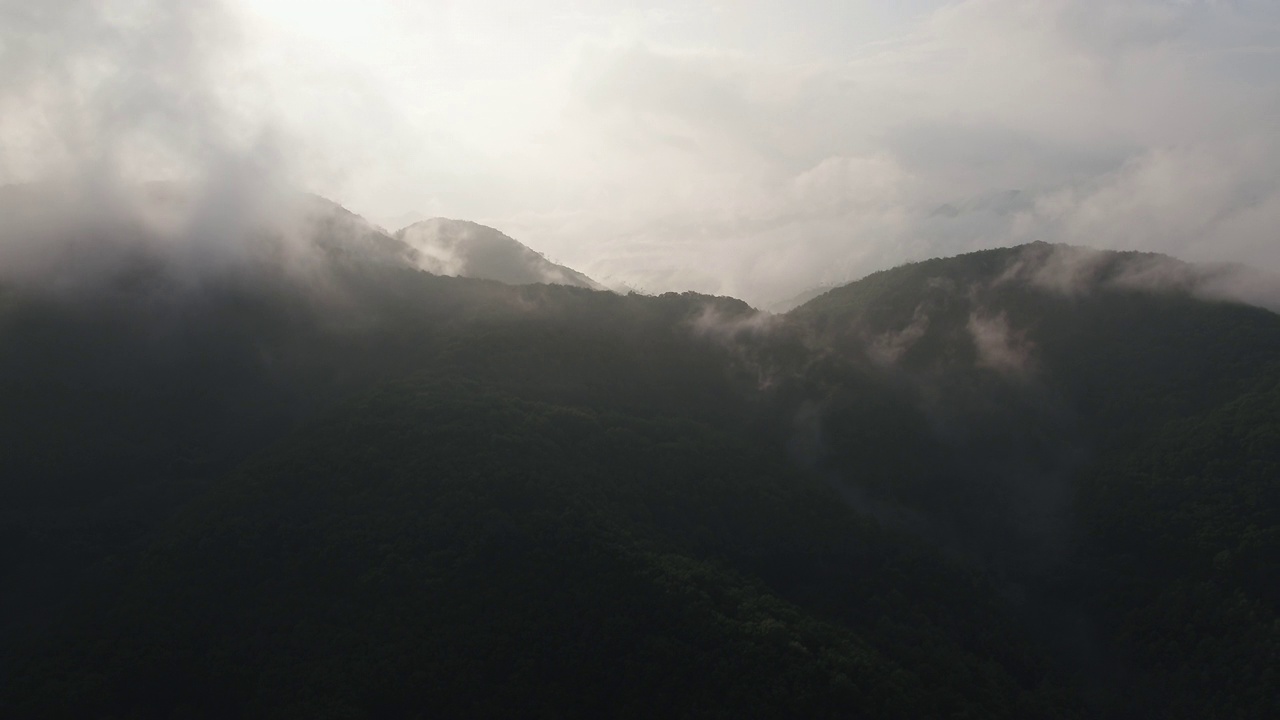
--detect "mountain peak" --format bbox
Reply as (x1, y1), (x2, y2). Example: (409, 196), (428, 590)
(792, 242), (1280, 318)
(394, 218), (601, 289)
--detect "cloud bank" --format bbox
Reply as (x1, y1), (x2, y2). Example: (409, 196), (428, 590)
(502, 0), (1280, 305)
(2, 0), (1278, 306)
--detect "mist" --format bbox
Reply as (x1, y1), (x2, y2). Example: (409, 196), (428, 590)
(0, 0), (320, 294)
(3, 0), (1279, 307)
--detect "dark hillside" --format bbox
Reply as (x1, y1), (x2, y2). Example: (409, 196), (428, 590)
(2, 238), (1277, 717)
(782, 243), (1280, 716)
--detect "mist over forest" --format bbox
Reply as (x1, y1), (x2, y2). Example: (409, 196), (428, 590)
(2, 1), (1279, 718)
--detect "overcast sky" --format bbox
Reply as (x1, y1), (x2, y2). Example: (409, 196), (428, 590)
(3, 0), (1279, 305)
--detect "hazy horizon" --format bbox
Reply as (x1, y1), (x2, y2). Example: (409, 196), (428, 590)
(3, 0), (1279, 305)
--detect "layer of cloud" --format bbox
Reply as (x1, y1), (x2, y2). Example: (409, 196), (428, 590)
(0, 0), (337, 290)
(492, 0), (1280, 305)
(3, 0), (1278, 307)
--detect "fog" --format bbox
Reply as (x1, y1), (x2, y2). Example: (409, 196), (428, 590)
(3, 0), (1279, 306)
(0, 0), (309, 293)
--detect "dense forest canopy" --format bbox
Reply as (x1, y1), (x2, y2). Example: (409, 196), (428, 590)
(1, 206), (1277, 718)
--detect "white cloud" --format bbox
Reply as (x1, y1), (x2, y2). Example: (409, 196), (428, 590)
(3, 0), (1278, 306)
(487, 1), (1280, 305)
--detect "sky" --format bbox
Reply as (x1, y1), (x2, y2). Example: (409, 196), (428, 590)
(2, 0), (1279, 305)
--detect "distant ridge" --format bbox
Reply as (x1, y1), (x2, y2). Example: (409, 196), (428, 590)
(395, 218), (601, 289)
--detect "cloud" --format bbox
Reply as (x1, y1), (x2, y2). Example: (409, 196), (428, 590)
(868, 303), (931, 366)
(994, 242), (1280, 312)
(1012, 140), (1280, 266)
(3, 0), (1278, 308)
(0, 0), (268, 183)
(0, 0), (329, 290)
(492, 0), (1280, 306)
(967, 311), (1035, 376)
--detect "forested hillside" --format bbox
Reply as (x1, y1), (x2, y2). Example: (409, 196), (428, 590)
(2, 235), (1276, 718)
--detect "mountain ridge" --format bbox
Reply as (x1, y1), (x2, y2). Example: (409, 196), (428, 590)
(1, 233), (1277, 718)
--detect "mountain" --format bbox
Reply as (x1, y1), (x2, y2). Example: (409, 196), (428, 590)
(1, 228), (1278, 718)
(300, 194), (419, 268)
(0, 183), (599, 291)
(395, 217), (601, 289)
(784, 243), (1280, 717)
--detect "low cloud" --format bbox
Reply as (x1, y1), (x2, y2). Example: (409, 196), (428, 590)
(996, 242), (1280, 312)
(967, 311), (1035, 377)
(868, 304), (931, 367)
(0, 0), (317, 292)
(689, 303), (777, 340)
